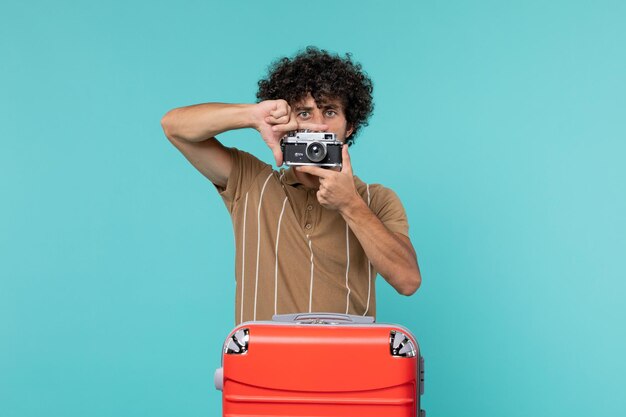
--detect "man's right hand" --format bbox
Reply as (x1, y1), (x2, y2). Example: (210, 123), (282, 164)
(251, 100), (328, 166)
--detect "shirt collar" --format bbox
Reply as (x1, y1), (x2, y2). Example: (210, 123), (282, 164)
(282, 167), (302, 186)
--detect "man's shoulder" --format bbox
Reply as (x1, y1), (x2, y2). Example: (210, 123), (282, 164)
(353, 176), (399, 202)
(353, 176), (409, 233)
(218, 147), (278, 210)
(228, 146), (278, 180)
(229, 147), (273, 169)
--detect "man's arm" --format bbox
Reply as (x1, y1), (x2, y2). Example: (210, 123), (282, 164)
(160, 101), (328, 187)
(297, 146), (421, 296)
(340, 198), (421, 296)
(161, 103), (257, 188)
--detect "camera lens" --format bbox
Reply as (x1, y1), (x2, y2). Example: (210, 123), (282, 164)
(305, 141), (327, 162)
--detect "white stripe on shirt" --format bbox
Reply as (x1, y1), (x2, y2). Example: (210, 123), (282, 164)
(240, 192), (249, 324)
(274, 196), (289, 316)
(364, 183), (372, 316)
(253, 173), (274, 321)
(307, 235), (314, 313)
(345, 222), (351, 314)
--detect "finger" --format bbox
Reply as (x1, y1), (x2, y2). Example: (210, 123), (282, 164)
(297, 122), (328, 132)
(269, 143), (283, 166)
(316, 190), (327, 205)
(265, 114), (290, 125)
(341, 144), (353, 175)
(270, 106), (289, 119)
(296, 165), (332, 178)
(272, 118), (299, 132)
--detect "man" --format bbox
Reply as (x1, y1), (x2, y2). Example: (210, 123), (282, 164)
(161, 47), (421, 324)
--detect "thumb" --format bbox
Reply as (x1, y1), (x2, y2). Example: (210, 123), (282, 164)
(270, 143), (283, 167)
(341, 144), (352, 174)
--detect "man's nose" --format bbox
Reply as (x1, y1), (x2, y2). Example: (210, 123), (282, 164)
(310, 111), (324, 125)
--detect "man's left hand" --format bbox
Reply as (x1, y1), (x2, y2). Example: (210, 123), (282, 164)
(296, 145), (360, 213)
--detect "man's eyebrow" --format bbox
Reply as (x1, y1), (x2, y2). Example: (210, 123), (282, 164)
(294, 103), (341, 111)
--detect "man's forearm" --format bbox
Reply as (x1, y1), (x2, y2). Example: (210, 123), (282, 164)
(161, 103), (255, 143)
(340, 197), (421, 296)
(162, 99), (328, 169)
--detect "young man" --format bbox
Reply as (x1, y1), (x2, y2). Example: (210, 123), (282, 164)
(161, 47), (421, 324)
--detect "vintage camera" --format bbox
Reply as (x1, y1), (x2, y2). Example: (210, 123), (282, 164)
(280, 131), (343, 168)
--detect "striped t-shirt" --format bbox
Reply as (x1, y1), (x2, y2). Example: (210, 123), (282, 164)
(218, 148), (409, 325)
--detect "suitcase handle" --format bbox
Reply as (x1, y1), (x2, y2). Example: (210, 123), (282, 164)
(272, 313), (375, 324)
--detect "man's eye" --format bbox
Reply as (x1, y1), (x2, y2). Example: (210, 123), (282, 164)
(325, 110), (337, 117)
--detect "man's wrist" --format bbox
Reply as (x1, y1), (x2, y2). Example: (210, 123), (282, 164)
(339, 193), (368, 221)
(246, 103), (266, 131)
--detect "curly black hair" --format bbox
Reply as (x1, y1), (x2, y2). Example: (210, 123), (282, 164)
(256, 46), (374, 146)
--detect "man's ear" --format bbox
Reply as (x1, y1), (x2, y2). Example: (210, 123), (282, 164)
(346, 124), (354, 138)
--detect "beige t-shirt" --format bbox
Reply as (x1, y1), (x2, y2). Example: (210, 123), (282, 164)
(218, 148), (409, 324)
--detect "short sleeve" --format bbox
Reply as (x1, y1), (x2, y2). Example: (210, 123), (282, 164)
(369, 185), (410, 237)
(217, 147), (271, 213)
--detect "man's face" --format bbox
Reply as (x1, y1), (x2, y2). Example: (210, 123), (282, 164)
(292, 93), (353, 142)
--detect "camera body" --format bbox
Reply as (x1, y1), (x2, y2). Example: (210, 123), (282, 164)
(280, 131), (343, 168)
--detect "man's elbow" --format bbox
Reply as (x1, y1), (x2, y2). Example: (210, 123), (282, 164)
(160, 111), (175, 140)
(397, 271), (421, 296)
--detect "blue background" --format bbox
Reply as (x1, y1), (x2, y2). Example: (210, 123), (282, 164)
(2, 1), (625, 416)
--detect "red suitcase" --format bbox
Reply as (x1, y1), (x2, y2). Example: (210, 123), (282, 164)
(214, 313), (425, 417)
